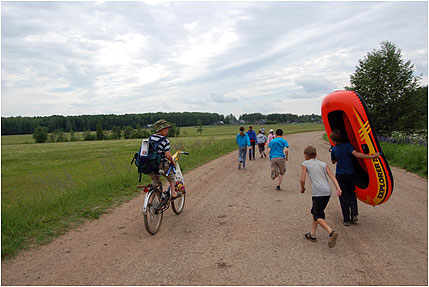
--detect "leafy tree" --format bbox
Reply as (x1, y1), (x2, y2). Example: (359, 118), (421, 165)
(66, 120), (73, 132)
(131, 125), (149, 139)
(167, 123), (180, 137)
(54, 129), (68, 142)
(111, 126), (122, 140)
(83, 130), (96, 141)
(196, 120), (203, 135)
(33, 126), (49, 143)
(48, 134), (56, 143)
(346, 41), (421, 135)
(96, 121), (104, 140)
(70, 129), (78, 142)
(224, 114), (237, 124)
(398, 86), (428, 133)
(123, 126), (133, 139)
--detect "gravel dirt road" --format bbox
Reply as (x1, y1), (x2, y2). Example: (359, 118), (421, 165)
(2, 131), (427, 286)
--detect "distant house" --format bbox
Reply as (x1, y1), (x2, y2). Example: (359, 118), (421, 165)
(214, 121), (224, 125)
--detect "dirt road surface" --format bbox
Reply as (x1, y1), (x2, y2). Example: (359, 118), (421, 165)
(2, 131), (427, 285)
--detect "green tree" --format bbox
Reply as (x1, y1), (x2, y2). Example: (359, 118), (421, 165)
(70, 129), (78, 141)
(54, 129), (68, 142)
(32, 126), (49, 143)
(111, 126), (122, 140)
(96, 121), (104, 140)
(196, 120), (203, 135)
(123, 126), (133, 139)
(224, 114), (237, 124)
(83, 130), (96, 141)
(398, 86), (428, 133)
(346, 41), (421, 135)
(167, 123), (180, 137)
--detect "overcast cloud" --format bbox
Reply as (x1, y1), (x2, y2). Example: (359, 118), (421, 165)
(1, 1), (427, 117)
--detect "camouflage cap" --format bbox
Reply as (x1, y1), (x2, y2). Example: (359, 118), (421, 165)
(154, 119), (171, 132)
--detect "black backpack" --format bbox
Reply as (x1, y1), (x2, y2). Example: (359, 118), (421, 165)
(131, 136), (166, 182)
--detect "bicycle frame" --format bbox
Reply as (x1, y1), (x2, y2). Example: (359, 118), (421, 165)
(141, 150), (188, 217)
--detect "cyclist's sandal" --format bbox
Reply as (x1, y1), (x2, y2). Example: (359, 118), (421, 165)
(305, 232), (317, 242)
(171, 191), (182, 200)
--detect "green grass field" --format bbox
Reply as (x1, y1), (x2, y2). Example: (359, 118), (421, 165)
(2, 123), (322, 145)
(1, 123), (324, 259)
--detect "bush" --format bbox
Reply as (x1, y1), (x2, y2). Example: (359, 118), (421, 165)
(33, 126), (49, 143)
(83, 130), (96, 141)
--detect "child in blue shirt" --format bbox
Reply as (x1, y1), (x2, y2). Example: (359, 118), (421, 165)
(330, 129), (380, 225)
(236, 126), (251, 169)
(268, 129), (289, 190)
(247, 126), (257, 160)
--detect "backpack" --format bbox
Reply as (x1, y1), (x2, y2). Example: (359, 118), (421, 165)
(131, 136), (166, 182)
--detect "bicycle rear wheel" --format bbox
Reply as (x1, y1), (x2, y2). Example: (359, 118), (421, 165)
(143, 191), (163, 235)
(171, 187), (186, 215)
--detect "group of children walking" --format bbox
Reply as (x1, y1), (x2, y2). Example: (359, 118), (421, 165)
(236, 126), (380, 249)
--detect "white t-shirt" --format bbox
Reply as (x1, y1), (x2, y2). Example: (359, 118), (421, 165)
(302, 159), (331, 197)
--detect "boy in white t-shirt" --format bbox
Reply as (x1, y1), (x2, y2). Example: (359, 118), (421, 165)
(300, 146), (342, 248)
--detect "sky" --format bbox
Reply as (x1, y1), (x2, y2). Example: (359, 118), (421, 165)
(1, 1), (428, 118)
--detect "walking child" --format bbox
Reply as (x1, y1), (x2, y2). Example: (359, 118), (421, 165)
(256, 130), (267, 158)
(268, 129), (289, 190)
(236, 126), (251, 169)
(330, 129), (380, 225)
(247, 126), (257, 160)
(267, 129), (275, 146)
(300, 146), (341, 248)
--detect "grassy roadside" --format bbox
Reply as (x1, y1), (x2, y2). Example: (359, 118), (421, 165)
(380, 142), (427, 178)
(2, 124), (324, 260)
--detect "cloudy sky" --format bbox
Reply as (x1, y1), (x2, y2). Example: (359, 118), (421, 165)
(1, 1), (428, 118)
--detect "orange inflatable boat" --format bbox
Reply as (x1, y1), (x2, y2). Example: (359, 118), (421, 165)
(321, 90), (393, 206)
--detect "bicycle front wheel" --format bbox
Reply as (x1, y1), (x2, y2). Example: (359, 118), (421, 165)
(171, 187), (186, 215)
(143, 191), (163, 235)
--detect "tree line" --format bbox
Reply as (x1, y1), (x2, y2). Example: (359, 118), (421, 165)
(1, 112), (222, 136)
(2, 111), (322, 136)
(239, 113), (321, 124)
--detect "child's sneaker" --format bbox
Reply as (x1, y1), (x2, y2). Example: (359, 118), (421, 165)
(351, 215), (358, 224)
(238, 163), (241, 169)
(305, 232), (316, 242)
(276, 185), (281, 191)
(328, 231), (339, 248)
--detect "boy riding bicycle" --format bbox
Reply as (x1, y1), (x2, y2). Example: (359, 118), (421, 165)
(149, 119), (181, 200)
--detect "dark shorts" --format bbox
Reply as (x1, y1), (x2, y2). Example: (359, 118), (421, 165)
(311, 196), (331, 221)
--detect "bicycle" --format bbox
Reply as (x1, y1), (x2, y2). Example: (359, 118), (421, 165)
(139, 150), (189, 235)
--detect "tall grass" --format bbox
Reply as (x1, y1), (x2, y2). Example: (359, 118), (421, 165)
(380, 142), (427, 178)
